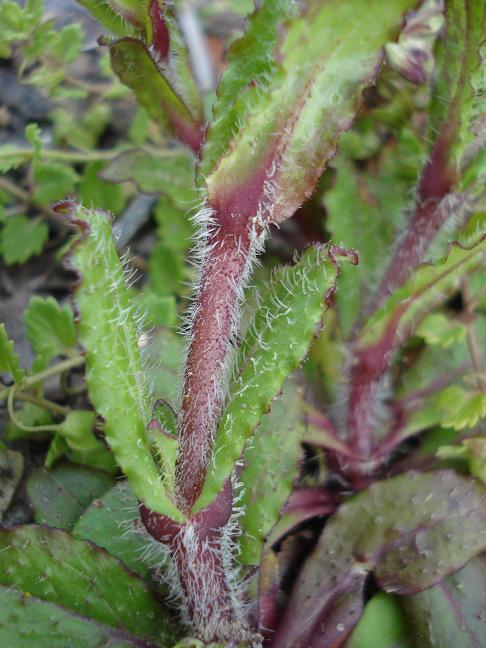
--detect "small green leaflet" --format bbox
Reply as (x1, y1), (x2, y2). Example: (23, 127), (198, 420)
(0, 215), (48, 265)
(0, 324), (24, 382)
(24, 296), (76, 367)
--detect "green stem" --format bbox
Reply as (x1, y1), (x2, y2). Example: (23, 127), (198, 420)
(14, 392), (70, 416)
(0, 355), (84, 402)
(7, 386), (63, 433)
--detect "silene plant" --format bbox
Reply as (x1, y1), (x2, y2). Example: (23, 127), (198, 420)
(0, 0), (486, 647)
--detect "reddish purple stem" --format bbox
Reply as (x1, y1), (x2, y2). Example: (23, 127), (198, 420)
(175, 227), (251, 512)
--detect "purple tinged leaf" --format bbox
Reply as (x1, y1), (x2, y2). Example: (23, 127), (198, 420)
(401, 557), (486, 648)
(107, 37), (203, 151)
(148, 0), (170, 62)
(370, 0), (486, 309)
(266, 488), (338, 549)
(272, 471), (486, 647)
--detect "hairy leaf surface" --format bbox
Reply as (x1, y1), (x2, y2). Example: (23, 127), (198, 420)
(195, 245), (355, 511)
(238, 379), (305, 565)
(201, 0), (418, 230)
(62, 203), (183, 521)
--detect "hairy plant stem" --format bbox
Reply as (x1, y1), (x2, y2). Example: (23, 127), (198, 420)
(175, 227), (253, 513)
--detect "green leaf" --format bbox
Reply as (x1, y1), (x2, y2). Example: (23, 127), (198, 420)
(62, 203), (183, 522)
(25, 122), (42, 167)
(24, 296), (76, 367)
(46, 410), (118, 473)
(107, 37), (202, 149)
(73, 480), (155, 579)
(0, 215), (49, 265)
(100, 148), (195, 202)
(139, 292), (177, 328)
(415, 312), (467, 348)
(27, 463), (114, 530)
(347, 593), (411, 648)
(401, 385), (486, 440)
(0, 448), (23, 521)
(429, 0), (486, 190)
(47, 24), (84, 64)
(274, 471), (486, 646)
(0, 324), (24, 382)
(0, 586), (154, 648)
(146, 326), (184, 406)
(76, 0), (137, 36)
(33, 163), (78, 206)
(401, 557), (486, 648)
(148, 242), (189, 296)
(78, 161), (126, 214)
(238, 379), (305, 565)
(436, 386), (486, 431)
(196, 245), (352, 512)
(154, 195), (193, 254)
(325, 131), (423, 335)
(0, 525), (179, 645)
(358, 225), (486, 350)
(0, 145), (29, 172)
(201, 0), (417, 228)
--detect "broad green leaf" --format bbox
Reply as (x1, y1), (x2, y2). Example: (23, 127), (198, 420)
(273, 471), (486, 646)
(201, 0), (417, 228)
(78, 161), (125, 214)
(27, 463), (114, 530)
(347, 593), (411, 648)
(139, 291), (177, 327)
(401, 557), (486, 648)
(0, 324), (24, 382)
(0, 525), (179, 645)
(0, 448), (23, 521)
(146, 326), (184, 406)
(46, 410), (118, 473)
(62, 204), (183, 521)
(0, 215), (48, 265)
(195, 245), (353, 512)
(73, 480), (155, 579)
(24, 296), (77, 367)
(238, 379), (305, 565)
(148, 242), (189, 296)
(154, 195), (193, 254)
(32, 163), (78, 206)
(0, 586), (152, 648)
(100, 148), (195, 202)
